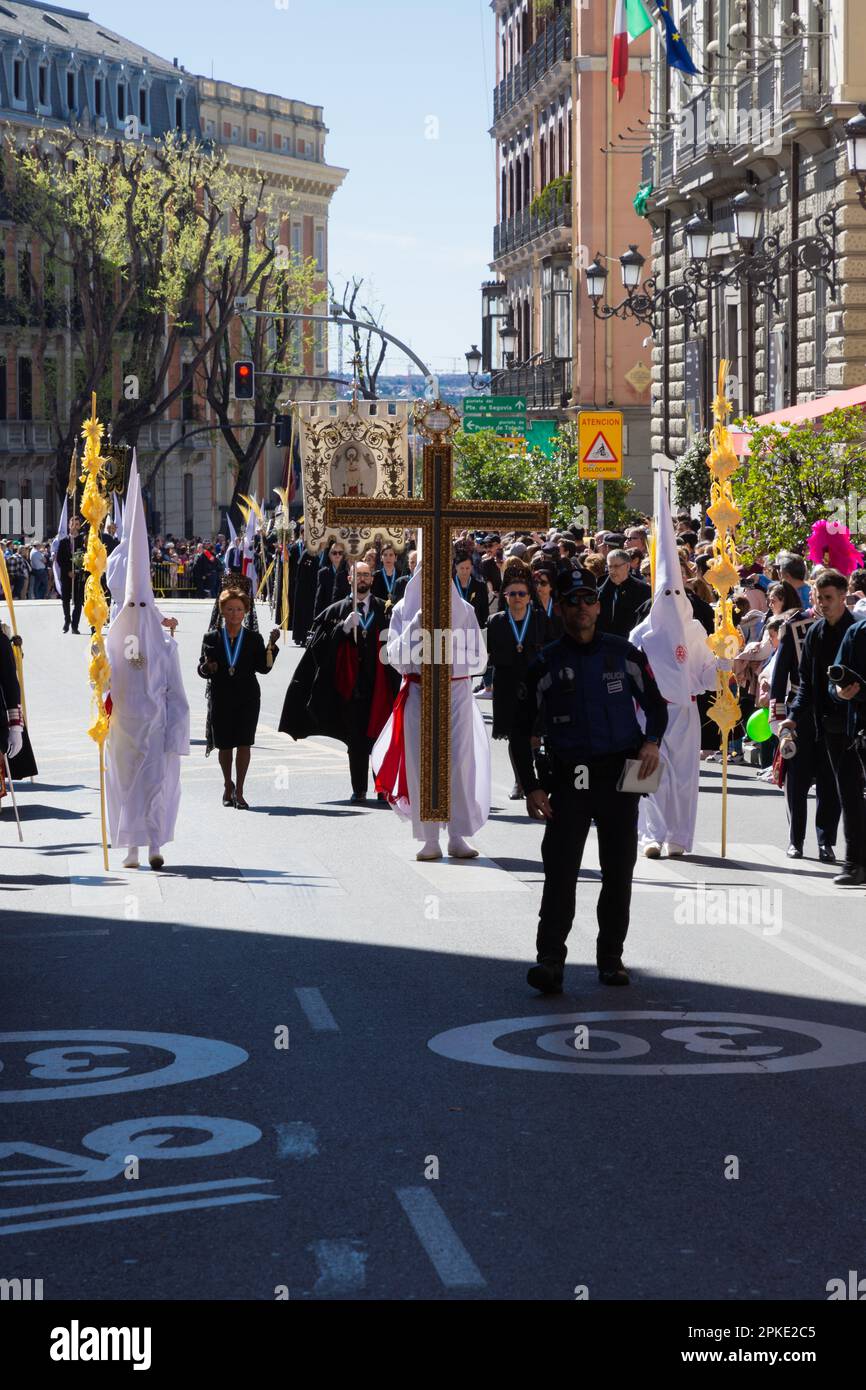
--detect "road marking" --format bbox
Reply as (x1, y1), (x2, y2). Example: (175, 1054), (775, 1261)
(0, 1177), (272, 1218)
(728, 916), (866, 999)
(395, 1187), (486, 1289)
(294, 988), (339, 1032)
(309, 1239), (367, 1294)
(706, 843), (835, 898)
(0, 930), (110, 942)
(0, 1190), (276, 1237)
(276, 1122), (319, 1160)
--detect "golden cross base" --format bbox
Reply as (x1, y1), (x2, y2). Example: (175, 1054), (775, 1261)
(325, 436), (548, 821)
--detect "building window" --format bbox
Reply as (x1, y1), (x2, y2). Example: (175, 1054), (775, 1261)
(291, 224), (302, 259)
(552, 264), (571, 358)
(139, 86), (149, 126)
(273, 132), (281, 149)
(314, 321), (326, 369)
(175, 94), (184, 129)
(182, 377), (195, 422)
(249, 127), (257, 143)
(117, 83), (126, 121)
(0, 248), (4, 296)
(0, 358), (7, 420)
(183, 472), (194, 538)
(231, 124), (240, 142)
(13, 58), (24, 103)
(38, 64), (48, 108)
(18, 248), (31, 302)
(314, 228), (325, 271)
(66, 70), (76, 109)
(94, 77), (103, 117)
(17, 357), (32, 420)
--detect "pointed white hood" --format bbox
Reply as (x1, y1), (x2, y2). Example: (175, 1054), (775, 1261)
(106, 451), (139, 615)
(629, 469), (698, 704)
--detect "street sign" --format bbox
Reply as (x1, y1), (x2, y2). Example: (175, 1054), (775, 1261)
(578, 410), (623, 480)
(462, 395), (527, 437)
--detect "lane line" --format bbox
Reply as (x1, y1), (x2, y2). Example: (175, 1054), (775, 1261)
(275, 1122), (319, 1160)
(395, 1187), (486, 1290)
(0, 1178), (272, 1216)
(0, 1191), (277, 1237)
(295, 987), (340, 1032)
(309, 1239), (367, 1294)
(0, 929), (110, 942)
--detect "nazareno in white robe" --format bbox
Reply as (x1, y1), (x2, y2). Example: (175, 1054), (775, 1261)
(105, 471), (190, 851)
(372, 578), (491, 841)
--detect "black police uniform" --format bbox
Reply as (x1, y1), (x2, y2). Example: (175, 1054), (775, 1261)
(510, 571), (668, 984)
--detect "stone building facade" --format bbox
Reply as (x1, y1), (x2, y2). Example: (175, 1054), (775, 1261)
(0, 0), (345, 539)
(643, 0), (866, 465)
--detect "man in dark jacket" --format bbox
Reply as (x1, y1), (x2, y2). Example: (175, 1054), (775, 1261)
(510, 567), (667, 993)
(280, 561), (400, 802)
(56, 516), (87, 634)
(782, 569), (860, 881)
(597, 549), (651, 638)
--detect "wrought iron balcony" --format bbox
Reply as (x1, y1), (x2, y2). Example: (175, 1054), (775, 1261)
(492, 13), (571, 124)
(491, 357), (571, 411)
(493, 195), (571, 259)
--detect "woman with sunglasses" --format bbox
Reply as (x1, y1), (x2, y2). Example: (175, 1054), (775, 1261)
(486, 561), (553, 798)
(530, 564), (562, 638)
(314, 539), (350, 618)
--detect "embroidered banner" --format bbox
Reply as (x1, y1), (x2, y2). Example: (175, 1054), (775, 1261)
(298, 400), (411, 557)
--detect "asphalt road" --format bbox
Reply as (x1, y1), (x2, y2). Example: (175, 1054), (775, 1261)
(2, 599), (865, 1302)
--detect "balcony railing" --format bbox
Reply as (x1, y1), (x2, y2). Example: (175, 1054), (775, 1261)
(492, 357), (571, 411)
(780, 36), (826, 113)
(0, 296), (69, 329)
(0, 421), (54, 451)
(659, 132), (674, 186)
(492, 13), (571, 123)
(493, 196), (571, 259)
(757, 57), (777, 113)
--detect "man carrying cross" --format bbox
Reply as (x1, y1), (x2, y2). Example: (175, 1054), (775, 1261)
(324, 400), (549, 857)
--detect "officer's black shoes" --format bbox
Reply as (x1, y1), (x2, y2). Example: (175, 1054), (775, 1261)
(527, 961), (564, 994)
(786, 844), (803, 859)
(818, 845), (837, 864)
(834, 867), (866, 887)
(598, 963), (630, 987)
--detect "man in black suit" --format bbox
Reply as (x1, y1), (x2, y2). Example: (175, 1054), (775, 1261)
(597, 549), (651, 639)
(280, 561), (400, 802)
(56, 516), (87, 633)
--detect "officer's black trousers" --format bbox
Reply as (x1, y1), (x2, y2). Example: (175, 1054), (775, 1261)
(536, 756), (639, 970)
(822, 727), (866, 871)
(784, 721), (840, 851)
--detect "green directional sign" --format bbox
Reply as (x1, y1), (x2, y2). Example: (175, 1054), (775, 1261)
(462, 395), (527, 437)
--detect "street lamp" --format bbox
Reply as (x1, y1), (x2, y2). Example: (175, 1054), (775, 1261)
(684, 211), (713, 263)
(585, 256), (608, 303)
(619, 244), (646, 291)
(731, 189), (765, 245)
(499, 314), (518, 361)
(465, 344), (482, 379)
(844, 107), (866, 208)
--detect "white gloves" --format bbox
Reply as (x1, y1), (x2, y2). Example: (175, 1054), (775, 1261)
(6, 723), (23, 760)
(342, 611), (361, 634)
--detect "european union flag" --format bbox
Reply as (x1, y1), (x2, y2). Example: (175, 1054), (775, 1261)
(657, 2), (700, 77)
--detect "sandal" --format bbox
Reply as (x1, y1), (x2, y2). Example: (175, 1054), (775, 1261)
(223, 782), (235, 807)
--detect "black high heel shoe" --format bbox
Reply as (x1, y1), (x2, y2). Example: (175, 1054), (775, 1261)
(234, 792), (249, 810)
(222, 782), (235, 807)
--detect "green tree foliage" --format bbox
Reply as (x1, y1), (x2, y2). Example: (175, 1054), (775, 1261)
(673, 434), (711, 513)
(453, 423), (638, 531)
(733, 408), (866, 559)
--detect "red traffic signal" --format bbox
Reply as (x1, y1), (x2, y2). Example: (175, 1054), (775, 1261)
(233, 359), (254, 400)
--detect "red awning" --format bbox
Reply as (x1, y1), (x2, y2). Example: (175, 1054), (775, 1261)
(730, 382), (866, 456)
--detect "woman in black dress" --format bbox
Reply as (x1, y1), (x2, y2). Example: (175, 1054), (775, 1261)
(199, 589), (280, 809)
(530, 564), (563, 638)
(314, 540), (350, 617)
(486, 561), (551, 798)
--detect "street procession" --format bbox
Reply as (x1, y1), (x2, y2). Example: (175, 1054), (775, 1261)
(3, 0), (866, 1359)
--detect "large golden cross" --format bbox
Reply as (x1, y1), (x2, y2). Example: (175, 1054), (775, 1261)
(325, 401), (549, 821)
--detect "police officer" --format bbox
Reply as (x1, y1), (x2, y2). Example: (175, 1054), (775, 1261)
(510, 567), (668, 993)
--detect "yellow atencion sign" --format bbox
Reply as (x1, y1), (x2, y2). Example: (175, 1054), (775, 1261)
(578, 411), (623, 480)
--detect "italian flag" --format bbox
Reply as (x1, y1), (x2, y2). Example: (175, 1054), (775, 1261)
(612, 0), (653, 103)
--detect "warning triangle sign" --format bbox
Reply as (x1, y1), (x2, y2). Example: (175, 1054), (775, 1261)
(583, 431), (618, 464)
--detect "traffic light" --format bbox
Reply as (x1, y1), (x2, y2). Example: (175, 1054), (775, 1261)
(233, 359), (254, 400)
(275, 414), (292, 447)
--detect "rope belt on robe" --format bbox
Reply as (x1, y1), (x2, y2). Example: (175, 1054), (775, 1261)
(374, 673), (469, 805)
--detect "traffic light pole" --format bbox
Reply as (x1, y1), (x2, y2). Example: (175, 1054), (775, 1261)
(240, 310), (439, 398)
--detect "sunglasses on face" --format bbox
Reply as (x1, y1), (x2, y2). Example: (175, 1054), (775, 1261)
(563, 594), (598, 607)
(506, 589), (529, 598)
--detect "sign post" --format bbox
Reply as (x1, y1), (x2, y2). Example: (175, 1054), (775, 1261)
(462, 396), (527, 438)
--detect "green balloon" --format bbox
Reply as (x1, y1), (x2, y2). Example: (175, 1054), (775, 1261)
(746, 708), (772, 743)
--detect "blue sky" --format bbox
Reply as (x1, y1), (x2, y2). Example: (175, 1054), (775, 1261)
(79, 0), (495, 376)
